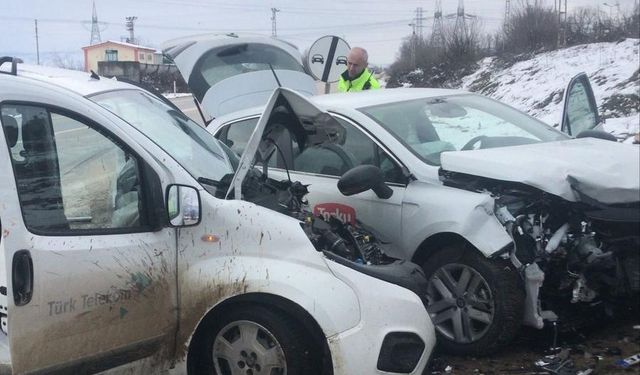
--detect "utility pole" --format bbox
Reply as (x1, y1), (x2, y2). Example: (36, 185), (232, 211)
(34, 19), (40, 65)
(271, 8), (280, 37)
(504, 0), (511, 29)
(416, 7), (424, 39)
(557, 0), (567, 47)
(90, 1), (102, 45)
(431, 0), (445, 49)
(408, 20), (416, 68)
(125, 16), (137, 44)
(447, 0), (476, 37)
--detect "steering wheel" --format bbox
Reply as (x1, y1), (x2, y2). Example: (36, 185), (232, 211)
(460, 135), (488, 151)
(318, 143), (357, 174)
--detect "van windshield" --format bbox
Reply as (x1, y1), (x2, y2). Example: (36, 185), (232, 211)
(92, 89), (233, 182)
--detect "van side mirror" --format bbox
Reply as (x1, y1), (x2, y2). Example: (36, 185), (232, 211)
(167, 184), (201, 227)
(338, 165), (393, 200)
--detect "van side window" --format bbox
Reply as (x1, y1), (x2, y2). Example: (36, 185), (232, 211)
(1, 105), (146, 233)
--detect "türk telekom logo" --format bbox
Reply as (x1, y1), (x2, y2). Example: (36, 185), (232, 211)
(313, 203), (356, 225)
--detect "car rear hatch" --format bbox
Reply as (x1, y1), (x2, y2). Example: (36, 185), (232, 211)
(163, 34), (316, 122)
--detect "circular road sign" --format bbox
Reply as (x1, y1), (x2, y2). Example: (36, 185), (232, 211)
(304, 36), (350, 83)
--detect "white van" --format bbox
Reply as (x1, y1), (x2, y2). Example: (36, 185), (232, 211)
(0, 60), (434, 375)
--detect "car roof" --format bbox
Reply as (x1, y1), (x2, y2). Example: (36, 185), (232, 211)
(312, 87), (469, 109)
(1, 63), (135, 97)
(212, 87), (471, 126)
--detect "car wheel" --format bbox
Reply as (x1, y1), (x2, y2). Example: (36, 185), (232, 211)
(422, 245), (524, 356)
(188, 304), (321, 375)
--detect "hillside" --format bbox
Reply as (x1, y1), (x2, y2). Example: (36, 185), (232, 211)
(459, 38), (640, 142)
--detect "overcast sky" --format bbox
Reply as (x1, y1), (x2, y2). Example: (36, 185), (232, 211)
(1, 0), (637, 66)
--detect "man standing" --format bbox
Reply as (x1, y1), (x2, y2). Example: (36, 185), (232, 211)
(338, 47), (380, 92)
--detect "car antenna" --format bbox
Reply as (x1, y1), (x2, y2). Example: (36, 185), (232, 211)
(89, 70), (100, 80)
(268, 63), (282, 87)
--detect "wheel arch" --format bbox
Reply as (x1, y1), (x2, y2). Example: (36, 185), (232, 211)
(411, 232), (480, 266)
(186, 292), (333, 375)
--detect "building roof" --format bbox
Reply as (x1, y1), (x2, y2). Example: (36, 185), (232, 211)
(82, 40), (158, 52)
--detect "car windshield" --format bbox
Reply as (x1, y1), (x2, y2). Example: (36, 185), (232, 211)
(91, 89), (233, 182)
(359, 94), (568, 166)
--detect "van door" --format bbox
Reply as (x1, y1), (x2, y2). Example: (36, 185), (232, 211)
(0, 105), (176, 373)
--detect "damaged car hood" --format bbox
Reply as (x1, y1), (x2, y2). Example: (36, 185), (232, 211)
(440, 138), (640, 204)
(227, 87), (344, 198)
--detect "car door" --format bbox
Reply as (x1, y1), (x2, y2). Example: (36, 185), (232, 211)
(561, 72), (601, 136)
(215, 92), (409, 258)
(0, 104), (176, 373)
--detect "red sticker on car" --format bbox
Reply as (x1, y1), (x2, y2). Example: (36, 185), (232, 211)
(313, 203), (356, 225)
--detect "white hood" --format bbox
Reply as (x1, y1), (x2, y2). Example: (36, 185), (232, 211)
(440, 138), (640, 204)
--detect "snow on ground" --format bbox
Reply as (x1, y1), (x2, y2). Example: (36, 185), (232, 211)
(461, 39), (640, 141)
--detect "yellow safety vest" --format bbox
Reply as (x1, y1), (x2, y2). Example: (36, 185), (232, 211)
(338, 68), (380, 92)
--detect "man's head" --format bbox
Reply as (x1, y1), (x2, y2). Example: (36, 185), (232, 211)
(346, 47), (368, 79)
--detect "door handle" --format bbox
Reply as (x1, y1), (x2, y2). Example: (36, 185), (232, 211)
(12, 250), (33, 306)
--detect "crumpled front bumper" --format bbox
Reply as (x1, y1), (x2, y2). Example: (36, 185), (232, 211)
(324, 259), (435, 374)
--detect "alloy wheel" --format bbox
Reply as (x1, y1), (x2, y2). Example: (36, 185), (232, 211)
(426, 263), (495, 343)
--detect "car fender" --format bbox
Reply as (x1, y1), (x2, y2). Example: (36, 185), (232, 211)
(402, 181), (512, 258)
(176, 254), (361, 349)
(174, 196), (361, 359)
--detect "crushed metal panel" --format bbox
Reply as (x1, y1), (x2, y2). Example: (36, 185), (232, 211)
(440, 138), (640, 204)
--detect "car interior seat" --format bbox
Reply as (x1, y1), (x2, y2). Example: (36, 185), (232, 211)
(415, 113), (440, 143)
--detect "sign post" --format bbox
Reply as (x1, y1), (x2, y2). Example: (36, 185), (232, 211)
(303, 36), (350, 94)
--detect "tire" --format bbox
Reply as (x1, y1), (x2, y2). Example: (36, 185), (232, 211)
(421, 245), (524, 356)
(188, 304), (321, 375)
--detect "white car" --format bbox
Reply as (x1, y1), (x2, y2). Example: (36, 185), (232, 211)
(0, 59), (435, 374)
(165, 35), (640, 355)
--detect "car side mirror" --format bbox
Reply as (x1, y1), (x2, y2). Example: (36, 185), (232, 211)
(166, 184), (201, 227)
(575, 129), (617, 142)
(338, 165), (393, 200)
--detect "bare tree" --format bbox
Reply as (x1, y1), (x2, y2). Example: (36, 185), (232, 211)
(51, 53), (84, 71)
(442, 17), (483, 67)
(567, 8), (601, 45)
(502, 0), (559, 53)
